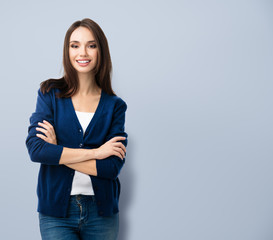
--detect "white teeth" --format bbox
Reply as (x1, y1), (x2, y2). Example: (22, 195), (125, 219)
(77, 60), (90, 63)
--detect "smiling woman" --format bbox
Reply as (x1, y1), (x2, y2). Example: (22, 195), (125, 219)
(25, 18), (128, 240)
(69, 27), (98, 75)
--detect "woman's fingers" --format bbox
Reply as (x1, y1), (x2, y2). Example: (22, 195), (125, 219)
(113, 142), (126, 153)
(109, 136), (127, 158)
(38, 121), (54, 132)
(36, 120), (57, 145)
(109, 136), (126, 143)
(36, 127), (47, 134)
(113, 144), (126, 159)
(38, 121), (49, 129)
(36, 133), (47, 140)
(110, 137), (126, 160)
(113, 147), (125, 160)
(36, 127), (51, 139)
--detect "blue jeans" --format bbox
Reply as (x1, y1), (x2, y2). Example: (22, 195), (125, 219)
(39, 195), (119, 240)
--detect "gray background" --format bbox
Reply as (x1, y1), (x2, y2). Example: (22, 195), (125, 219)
(0, 0), (272, 239)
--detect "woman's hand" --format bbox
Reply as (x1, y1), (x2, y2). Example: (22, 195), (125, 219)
(36, 120), (57, 145)
(95, 136), (127, 160)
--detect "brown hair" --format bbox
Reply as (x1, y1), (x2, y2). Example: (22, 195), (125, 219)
(40, 18), (116, 98)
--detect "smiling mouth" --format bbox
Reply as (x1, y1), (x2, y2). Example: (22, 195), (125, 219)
(76, 60), (91, 63)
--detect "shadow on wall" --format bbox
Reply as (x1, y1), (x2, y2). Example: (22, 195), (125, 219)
(119, 136), (135, 240)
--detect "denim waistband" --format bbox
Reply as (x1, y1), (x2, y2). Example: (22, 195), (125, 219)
(69, 194), (96, 203)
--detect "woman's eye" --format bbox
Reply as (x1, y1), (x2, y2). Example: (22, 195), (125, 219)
(70, 44), (96, 49)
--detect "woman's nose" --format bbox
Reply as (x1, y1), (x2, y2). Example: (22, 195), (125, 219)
(79, 46), (87, 56)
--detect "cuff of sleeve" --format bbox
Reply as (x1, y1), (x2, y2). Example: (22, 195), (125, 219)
(39, 143), (64, 165)
(96, 156), (123, 180)
(96, 157), (113, 179)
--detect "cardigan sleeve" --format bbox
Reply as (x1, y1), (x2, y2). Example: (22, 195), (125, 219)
(96, 98), (128, 180)
(25, 88), (64, 165)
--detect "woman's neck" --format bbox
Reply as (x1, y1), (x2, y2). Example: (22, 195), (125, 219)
(77, 72), (100, 96)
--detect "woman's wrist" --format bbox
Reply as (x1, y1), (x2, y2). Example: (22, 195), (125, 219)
(89, 148), (98, 160)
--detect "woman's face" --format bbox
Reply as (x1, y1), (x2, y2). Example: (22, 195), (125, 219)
(69, 26), (98, 76)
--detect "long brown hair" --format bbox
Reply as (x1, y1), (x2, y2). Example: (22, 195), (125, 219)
(40, 18), (116, 98)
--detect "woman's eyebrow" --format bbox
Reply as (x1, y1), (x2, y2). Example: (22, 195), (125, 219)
(69, 40), (96, 43)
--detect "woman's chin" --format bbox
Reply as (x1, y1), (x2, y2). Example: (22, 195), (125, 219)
(76, 69), (95, 75)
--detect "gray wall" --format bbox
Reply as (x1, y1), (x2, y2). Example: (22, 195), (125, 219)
(1, 0), (272, 239)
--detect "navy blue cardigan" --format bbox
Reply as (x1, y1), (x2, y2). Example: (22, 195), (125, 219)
(25, 86), (128, 218)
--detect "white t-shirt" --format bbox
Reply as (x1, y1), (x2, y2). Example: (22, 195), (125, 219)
(70, 110), (95, 195)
